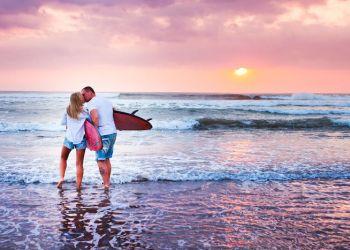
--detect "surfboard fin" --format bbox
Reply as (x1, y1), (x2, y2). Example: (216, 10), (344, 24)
(131, 110), (139, 115)
(147, 118), (152, 121)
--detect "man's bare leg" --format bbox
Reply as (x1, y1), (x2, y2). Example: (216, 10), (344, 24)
(105, 158), (112, 182)
(57, 146), (71, 188)
(75, 149), (85, 190)
(97, 160), (110, 189)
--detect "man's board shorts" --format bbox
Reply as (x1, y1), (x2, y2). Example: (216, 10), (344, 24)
(96, 133), (117, 160)
(63, 137), (87, 150)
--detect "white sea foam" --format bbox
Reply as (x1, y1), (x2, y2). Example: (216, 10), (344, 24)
(290, 93), (348, 100)
(0, 122), (63, 132)
(0, 120), (199, 132)
(1, 165), (349, 185)
(237, 107), (350, 115)
(0, 92), (70, 99)
(262, 93), (350, 101)
(152, 119), (199, 130)
(99, 92), (120, 98)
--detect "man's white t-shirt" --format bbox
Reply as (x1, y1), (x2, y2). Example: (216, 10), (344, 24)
(86, 96), (117, 136)
(61, 110), (89, 144)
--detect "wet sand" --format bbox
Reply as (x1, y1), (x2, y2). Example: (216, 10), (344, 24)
(0, 180), (349, 249)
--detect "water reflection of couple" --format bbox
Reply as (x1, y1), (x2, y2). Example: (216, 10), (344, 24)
(58, 189), (112, 248)
(57, 86), (117, 190)
(58, 190), (146, 248)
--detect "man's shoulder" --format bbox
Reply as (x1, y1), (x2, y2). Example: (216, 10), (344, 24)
(92, 95), (108, 103)
(97, 96), (112, 106)
(87, 96), (101, 104)
(87, 96), (111, 109)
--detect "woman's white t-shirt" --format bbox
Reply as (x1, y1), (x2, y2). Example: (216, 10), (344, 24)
(61, 109), (89, 144)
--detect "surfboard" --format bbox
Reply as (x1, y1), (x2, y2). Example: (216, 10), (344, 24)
(113, 110), (152, 131)
(84, 120), (102, 151)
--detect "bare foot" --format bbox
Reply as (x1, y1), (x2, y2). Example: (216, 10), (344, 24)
(57, 179), (64, 189)
(76, 185), (82, 191)
(104, 185), (110, 191)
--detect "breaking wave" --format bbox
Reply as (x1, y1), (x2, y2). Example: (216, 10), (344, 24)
(262, 93), (350, 101)
(153, 117), (350, 130)
(235, 107), (350, 116)
(194, 117), (350, 130)
(1, 117), (350, 132)
(1, 168), (349, 185)
(0, 122), (63, 132)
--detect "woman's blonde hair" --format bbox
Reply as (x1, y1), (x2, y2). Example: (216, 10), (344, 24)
(67, 92), (84, 119)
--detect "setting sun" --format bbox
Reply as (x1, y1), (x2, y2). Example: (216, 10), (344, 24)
(234, 67), (248, 76)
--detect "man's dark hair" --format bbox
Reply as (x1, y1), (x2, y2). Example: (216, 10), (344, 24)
(82, 86), (95, 94)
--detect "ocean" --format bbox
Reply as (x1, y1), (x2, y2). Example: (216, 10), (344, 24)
(0, 92), (349, 249)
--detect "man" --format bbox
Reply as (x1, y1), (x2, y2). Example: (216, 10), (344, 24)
(81, 86), (117, 189)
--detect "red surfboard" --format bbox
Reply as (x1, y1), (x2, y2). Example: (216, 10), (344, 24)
(84, 120), (102, 151)
(113, 110), (152, 131)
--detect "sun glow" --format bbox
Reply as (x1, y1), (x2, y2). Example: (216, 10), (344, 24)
(234, 67), (248, 76)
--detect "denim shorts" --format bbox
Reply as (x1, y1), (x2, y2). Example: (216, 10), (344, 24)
(63, 137), (87, 150)
(96, 133), (117, 160)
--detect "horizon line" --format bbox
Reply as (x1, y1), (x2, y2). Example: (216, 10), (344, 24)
(0, 90), (350, 95)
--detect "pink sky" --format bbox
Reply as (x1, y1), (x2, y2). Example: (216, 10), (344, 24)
(0, 0), (349, 93)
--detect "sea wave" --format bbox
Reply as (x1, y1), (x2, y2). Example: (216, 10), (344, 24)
(235, 107), (350, 116)
(109, 99), (350, 111)
(290, 93), (350, 100)
(154, 119), (199, 130)
(262, 93), (350, 101)
(152, 117), (350, 130)
(193, 117), (349, 130)
(117, 93), (261, 100)
(1, 116), (349, 132)
(1, 168), (349, 185)
(0, 122), (63, 132)
(330, 118), (350, 127)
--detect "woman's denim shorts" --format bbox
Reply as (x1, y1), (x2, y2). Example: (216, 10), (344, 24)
(63, 137), (87, 150)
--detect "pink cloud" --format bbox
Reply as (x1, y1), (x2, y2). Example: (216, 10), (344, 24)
(0, 0), (42, 14)
(0, 0), (349, 72)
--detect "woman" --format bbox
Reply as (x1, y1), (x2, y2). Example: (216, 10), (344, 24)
(57, 92), (89, 190)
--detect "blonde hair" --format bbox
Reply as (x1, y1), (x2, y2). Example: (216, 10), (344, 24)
(67, 92), (84, 119)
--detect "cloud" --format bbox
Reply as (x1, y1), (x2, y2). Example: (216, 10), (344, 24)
(0, 0), (349, 71)
(0, 0), (42, 14)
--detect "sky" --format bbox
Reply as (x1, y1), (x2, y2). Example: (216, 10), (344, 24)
(0, 0), (350, 93)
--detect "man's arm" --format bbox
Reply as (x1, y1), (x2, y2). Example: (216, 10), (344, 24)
(90, 109), (99, 128)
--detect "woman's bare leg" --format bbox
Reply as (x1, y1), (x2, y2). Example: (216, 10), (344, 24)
(75, 149), (85, 190)
(57, 146), (71, 188)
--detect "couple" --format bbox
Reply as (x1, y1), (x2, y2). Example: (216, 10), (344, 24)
(57, 86), (117, 190)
